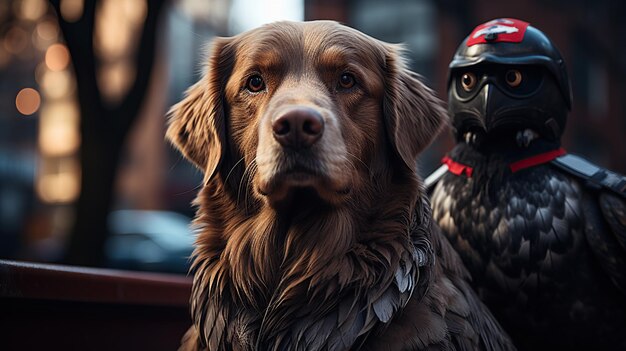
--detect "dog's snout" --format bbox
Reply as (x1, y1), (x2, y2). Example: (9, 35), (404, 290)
(272, 108), (324, 148)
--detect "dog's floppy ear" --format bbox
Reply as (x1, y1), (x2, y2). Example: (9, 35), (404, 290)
(382, 45), (447, 171)
(166, 37), (235, 179)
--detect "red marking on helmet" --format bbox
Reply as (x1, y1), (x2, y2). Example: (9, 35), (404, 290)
(466, 18), (529, 46)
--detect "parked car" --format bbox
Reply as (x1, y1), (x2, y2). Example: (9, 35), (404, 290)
(106, 210), (194, 273)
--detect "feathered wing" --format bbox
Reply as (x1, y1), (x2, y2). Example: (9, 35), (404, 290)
(181, 260), (231, 351)
(549, 154), (626, 295)
(447, 273), (517, 351)
(260, 238), (430, 351)
(424, 197), (517, 351)
(184, 213), (432, 351)
(182, 263), (261, 351)
(178, 326), (201, 351)
(585, 191), (626, 295)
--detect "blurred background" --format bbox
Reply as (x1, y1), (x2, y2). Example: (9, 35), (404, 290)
(0, 0), (624, 273)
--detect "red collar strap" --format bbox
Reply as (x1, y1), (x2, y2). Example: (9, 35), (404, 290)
(442, 156), (474, 177)
(509, 148), (566, 172)
(442, 148), (567, 178)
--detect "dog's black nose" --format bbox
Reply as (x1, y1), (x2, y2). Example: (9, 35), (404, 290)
(272, 108), (324, 148)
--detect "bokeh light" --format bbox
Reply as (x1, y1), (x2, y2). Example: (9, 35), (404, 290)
(40, 69), (74, 99)
(3, 26), (29, 55)
(96, 3), (128, 58)
(37, 157), (81, 204)
(15, 87), (41, 115)
(36, 20), (58, 40)
(95, 0), (146, 58)
(93, 0), (146, 104)
(34, 61), (47, 84)
(98, 60), (135, 104)
(15, 0), (47, 22)
(60, 0), (84, 22)
(38, 101), (80, 156)
(45, 43), (70, 71)
(33, 19), (59, 50)
(121, 0), (147, 23)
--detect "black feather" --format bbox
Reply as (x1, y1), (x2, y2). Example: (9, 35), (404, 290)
(431, 143), (626, 350)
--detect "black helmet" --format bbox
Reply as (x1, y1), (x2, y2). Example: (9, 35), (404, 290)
(447, 18), (572, 143)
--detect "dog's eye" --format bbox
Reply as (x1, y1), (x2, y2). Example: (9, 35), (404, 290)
(338, 73), (356, 89)
(460, 72), (477, 92)
(246, 75), (265, 92)
(505, 69), (523, 87)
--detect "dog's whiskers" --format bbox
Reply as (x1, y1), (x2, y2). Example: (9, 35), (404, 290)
(346, 151), (370, 173)
(236, 162), (250, 207)
(244, 161), (258, 213)
(236, 159), (258, 211)
(174, 182), (204, 196)
(224, 157), (246, 185)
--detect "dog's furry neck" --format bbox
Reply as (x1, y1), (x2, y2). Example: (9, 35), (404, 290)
(189, 168), (426, 350)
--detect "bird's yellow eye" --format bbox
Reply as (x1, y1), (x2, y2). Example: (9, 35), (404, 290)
(461, 72), (477, 91)
(505, 69), (523, 87)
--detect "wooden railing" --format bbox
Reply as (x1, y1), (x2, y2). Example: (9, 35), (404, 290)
(0, 259), (192, 350)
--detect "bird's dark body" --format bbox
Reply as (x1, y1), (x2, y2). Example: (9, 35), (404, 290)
(431, 143), (626, 350)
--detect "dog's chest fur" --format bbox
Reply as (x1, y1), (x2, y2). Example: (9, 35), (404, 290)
(188, 179), (431, 351)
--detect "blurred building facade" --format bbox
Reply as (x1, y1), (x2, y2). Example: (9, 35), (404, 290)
(0, 0), (623, 270)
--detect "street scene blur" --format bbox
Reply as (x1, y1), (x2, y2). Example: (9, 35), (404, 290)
(0, 0), (624, 273)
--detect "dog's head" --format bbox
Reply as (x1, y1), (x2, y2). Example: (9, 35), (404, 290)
(167, 21), (446, 208)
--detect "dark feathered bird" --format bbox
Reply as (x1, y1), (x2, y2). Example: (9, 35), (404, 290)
(427, 18), (626, 351)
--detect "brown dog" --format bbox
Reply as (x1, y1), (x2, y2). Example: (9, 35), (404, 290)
(167, 21), (515, 351)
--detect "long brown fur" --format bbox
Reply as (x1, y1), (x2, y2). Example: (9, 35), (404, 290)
(167, 21), (515, 351)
